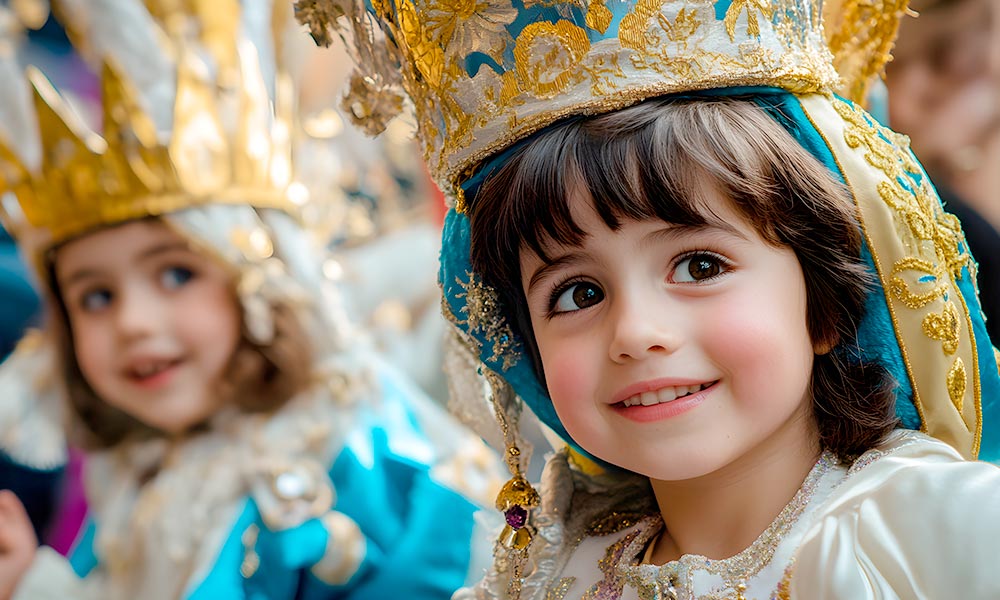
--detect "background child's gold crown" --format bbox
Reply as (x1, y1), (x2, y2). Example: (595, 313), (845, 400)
(0, 1), (299, 249)
(296, 0), (908, 201)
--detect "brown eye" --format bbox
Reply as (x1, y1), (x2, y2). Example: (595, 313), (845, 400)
(554, 282), (605, 313)
(673, 253), (727, 283)
(573, 284), (602, 308)
(689, 256), (720, 279)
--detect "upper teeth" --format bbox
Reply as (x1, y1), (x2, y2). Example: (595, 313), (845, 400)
(622, 383), (710, 407)
(134, 362), (170, 377)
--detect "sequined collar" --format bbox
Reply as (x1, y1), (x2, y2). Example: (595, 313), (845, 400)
(615, 451), (837, 600)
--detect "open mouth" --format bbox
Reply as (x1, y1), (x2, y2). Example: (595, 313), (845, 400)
(619, 381), (717, 408)
(126, 358), (183, 383)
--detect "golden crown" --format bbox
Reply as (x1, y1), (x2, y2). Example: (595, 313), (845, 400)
(295, 0), (907, 204)
(0, 1), (299, 251)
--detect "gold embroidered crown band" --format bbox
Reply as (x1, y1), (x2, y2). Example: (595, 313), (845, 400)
(294, 0), (907, 201)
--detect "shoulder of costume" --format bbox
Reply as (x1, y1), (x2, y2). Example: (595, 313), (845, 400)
(813, 429), (997, 519)
(788, 430), (1000, 597)
(0, 331), (66, 470)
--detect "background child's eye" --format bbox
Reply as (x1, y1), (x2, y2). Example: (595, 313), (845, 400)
(80, 289), (112, 312)
(161, 266), (194, 289)
(672, 253), (726, 283)
(553, 282), (605, 313)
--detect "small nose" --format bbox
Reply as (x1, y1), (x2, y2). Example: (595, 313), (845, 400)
(607, 293), (682, 364)
(114, 284), (159, 340)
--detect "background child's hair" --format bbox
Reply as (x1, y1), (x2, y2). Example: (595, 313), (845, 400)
(45, 227), (314, 450)
(468, 96), (898, 462)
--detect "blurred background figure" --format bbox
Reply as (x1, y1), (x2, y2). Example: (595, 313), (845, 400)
(0, 1), (67, 554)
(885, 0), (1000, 341)
(0, 227), (39, 360)
(0, 3), (503, 596)
(293, 36), (551, 480)
(293, 35), (453, 404)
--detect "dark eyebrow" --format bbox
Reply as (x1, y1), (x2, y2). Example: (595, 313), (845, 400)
(60, 268), (104, 290)
(137, 241), (191, 261)
(643, 220), (748, 246)
(527, 253), (584, 293)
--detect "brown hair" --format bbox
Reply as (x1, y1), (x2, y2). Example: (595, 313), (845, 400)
(47, 256), (314, 450)
(468, 96), (898, 462)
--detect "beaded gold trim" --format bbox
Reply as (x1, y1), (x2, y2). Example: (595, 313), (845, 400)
(546, 577), (577, 600)
(587, 511), (648, 537)
(772, 559), (795, 600)
(583, 529), (643, 600)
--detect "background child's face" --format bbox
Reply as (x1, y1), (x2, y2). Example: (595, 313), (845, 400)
(55, 220), (241, 435)
(519, 190), (819, 482)
(886, 0), (1000, 225)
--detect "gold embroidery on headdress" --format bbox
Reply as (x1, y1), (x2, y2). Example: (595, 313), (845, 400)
(923, 301), (961, 355)
(832, 100), (973, 356)
(948, 358), (967, 414)
(585, 0), (613, 34)
(724, 0), (773, 40)
(295, 0), (845, 196)
(455, 271), (521, 369)
(513, 22), (591, 99)
(823, 0), (911, 103)
(825, 96), (981, 452)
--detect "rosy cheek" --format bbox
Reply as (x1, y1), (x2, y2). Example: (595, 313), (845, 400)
(181, 289), (239, 341)
(705, 292), (812, 404)
(542, 349), (594, 414)
(72, 324), (107, 384)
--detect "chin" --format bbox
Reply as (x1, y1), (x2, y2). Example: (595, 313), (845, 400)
(147, 412), (213, 436)
(147, 420), (190, 436)
(613, 449), (733, 482)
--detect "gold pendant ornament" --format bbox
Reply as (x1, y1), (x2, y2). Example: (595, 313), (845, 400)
(495, 472), (540, 599)
(483, 368), (540, 600)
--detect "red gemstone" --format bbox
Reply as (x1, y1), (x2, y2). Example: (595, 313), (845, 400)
(505, 505), (527, 529)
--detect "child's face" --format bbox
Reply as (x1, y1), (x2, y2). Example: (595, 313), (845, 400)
(55, 220), (242, 435)
(519, 189), (819, 481)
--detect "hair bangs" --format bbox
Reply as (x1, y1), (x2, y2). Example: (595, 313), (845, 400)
(470, 110), (721, 288)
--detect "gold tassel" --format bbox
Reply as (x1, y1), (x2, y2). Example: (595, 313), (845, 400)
(484, 369), (539, 599)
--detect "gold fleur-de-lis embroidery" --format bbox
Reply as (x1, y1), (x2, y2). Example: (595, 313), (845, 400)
(723, 0), (773, 41)
(667, 8), (701, 42)
(922, 302), (961, 355)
